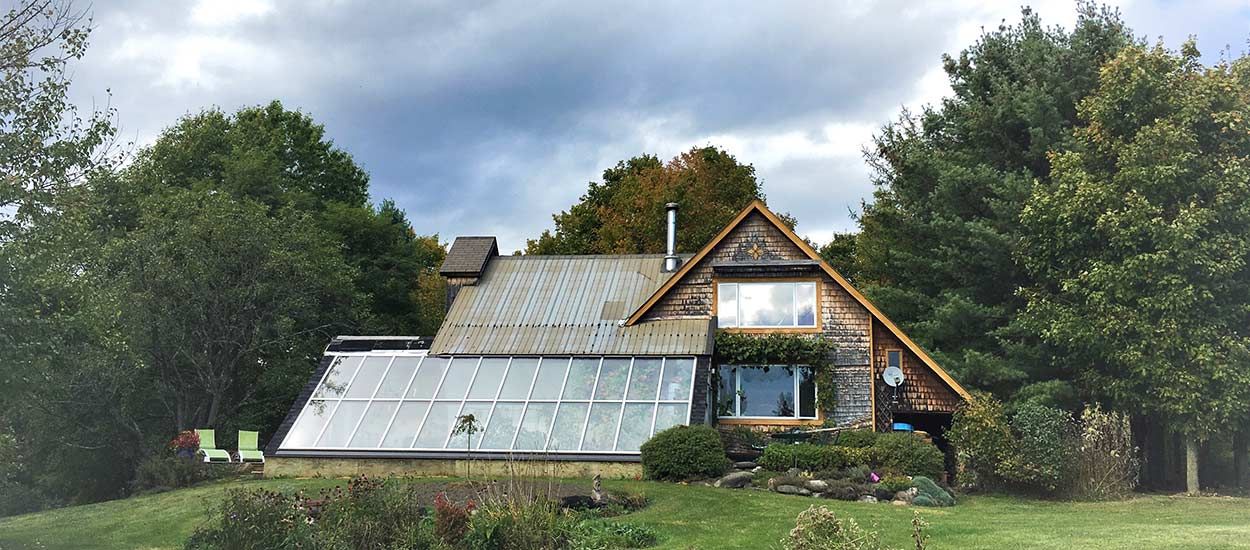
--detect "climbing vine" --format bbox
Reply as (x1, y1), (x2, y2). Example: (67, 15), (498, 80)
(713, 331), (838, 414)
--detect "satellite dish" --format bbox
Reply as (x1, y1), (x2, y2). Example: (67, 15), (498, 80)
(882, 366), (905, 387)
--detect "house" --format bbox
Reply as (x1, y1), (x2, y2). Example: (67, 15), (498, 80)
(264, 200), (970, 477)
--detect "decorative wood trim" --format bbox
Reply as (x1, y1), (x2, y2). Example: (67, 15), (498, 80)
(626, 200), (972, 402)
(869, 313), (876, 431)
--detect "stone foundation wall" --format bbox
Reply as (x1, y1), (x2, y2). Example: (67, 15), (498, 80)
(264, 457), (643, 479)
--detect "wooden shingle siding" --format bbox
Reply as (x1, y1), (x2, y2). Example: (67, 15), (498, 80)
(872, 319), (961, 430)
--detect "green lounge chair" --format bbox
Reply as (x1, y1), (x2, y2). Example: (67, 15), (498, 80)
(195, 429), (232, 463)
(236, 430), (264, 464)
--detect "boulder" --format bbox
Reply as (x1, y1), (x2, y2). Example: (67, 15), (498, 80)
(805, 479), (829, 493)
(776, 485), (812, 496)
(752, 466), (763, 473)
(858, 495), (878, 503)
(894, 487), (918, 504)
(734, 461), (757, 470)
(786, 467), (803, 477)
(715, 471), (754, 489)
(892, 499), (909, 506)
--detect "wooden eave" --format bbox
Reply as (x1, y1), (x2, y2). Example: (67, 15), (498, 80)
(624, 199), (972, 401)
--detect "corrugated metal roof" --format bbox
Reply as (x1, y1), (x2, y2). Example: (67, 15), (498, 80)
(429, 254), (712, 355)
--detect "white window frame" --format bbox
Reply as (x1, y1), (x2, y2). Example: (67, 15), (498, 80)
(718, 365), (818, 420)
(717, 281), (818, 329)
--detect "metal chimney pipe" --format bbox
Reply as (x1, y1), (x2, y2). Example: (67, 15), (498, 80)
(664, 202), (680, 272)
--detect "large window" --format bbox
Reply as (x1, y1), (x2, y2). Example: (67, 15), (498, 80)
(717, 366), (817, 419)
(717, 281), (817, 328)
(280, 353), (697, 454)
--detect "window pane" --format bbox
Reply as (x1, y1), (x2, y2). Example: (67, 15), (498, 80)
(659, 358), (694, 400)
(717, 368), (737, 417)
(282, 400), (336, 448)
(799, 368), (817, 418)
(796, 282), (817, 326)
(530, 357), (569, 400)
(581, 403), (622, 451)
(615, 404), (655, 452)
(653, 403), (688, 433)
(345, 356), (391, 398)
(562, 358), (599, 400)
(739, 367), (796, 417)
(380, 401), (429, 448)
(514, 403), (557, 450)
(348, 401), (398, 447)
(436, 357), (479, 399)
(413, 402), (459, 448)
(499, 358), (539, 399)
(479, 402), (524, 449)
(594, 359), (630, 400)
(446, 402), (493, 450)
(315, 356), (363, 398)
(467, 357), (508, 399)
(374, 357), (420, 398)
(547, 402), (587, 452)
(316, 401), (367, 447)
(717, 283), (738, 327)
(887, 351), (901, 369)
(741, 283), (795, 327)
(626, 358), (662, 400)
(407, 356), (448, 399)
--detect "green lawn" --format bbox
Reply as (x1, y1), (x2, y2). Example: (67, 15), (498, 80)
(1, 477), (1248, 549)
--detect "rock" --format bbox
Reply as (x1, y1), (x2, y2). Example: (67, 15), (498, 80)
(892, 499), (909, 506)
(734, 461), (757, 470)
(715, 471), (754, 489)
(858, 495), (878, 503)
(767, 477), (778, 491)
(894, 487), (918, 504)
(776, 485), (812, 496)
(805, 479), (829, 492)
(786, 467), (803, 477)
(752, 466), (763, 473)
(591, 474), (604, 503)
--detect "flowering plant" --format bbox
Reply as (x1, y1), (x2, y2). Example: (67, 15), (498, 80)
(169, 430), (200, 452)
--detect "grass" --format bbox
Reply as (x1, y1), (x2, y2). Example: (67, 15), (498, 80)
(1, 477), (1248, 549)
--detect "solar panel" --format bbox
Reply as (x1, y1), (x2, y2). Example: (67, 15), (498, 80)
(279, 352), (696, 454)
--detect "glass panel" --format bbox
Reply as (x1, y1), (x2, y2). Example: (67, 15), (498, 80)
(562, 358), (599, 400)
(530, 357), (569, 400)
(581, 403), (622, 451)
(717, 283), (739, 327)
(514, 403), (557, 451)
(499, 358), (539, 399)
(594, 358), (630, 400)
(740, 282), (795, 327)
(413, 402), (459, 448)
(739, 366), (796, 417)
(436, 357), (479, 399)
(799, 368), (817, 418)
(407, 356), (448, 399)
(282, 400), (336, 448)
(547, 402), (587, 452)
(345, 356), (391, 398)
(626, 358), (662, 400)
(887, 351), (902, 369)
(347, 401), (398, 447)
(717, 368), (737, 417)
(467, 357), (508, 399)
(659, 358), (694, 400)
(316, 401), (367, 447)
(479, 403), (524, 449)
(446, 402), (493, 450)
(374, 356), (420, 398)
(796, 282), (817, 326)
(315, 356), (363, 398)
(615, 403), (655, 452)
(653, 403), (688, 434)
(381, 401), (429, 448)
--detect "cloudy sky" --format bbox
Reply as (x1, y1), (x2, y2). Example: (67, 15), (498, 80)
(67, 0), (1250, 252)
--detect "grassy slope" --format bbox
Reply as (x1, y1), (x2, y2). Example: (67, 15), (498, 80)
(1, 477), (1248, 549)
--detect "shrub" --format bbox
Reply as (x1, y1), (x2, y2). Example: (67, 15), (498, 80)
(640, 425), (729, 481)
(568, 520), (659, 550)
(869, 433), (944, 479)
(0, 480), (51, 518)
(133, 453), (238, 493)
(781, 505), (893, 550)
(910, 476), (954, 507)
(316, 475), (431, 549)
(185, 489), (315, 549)
(434, 491), (474, 546)
(877, 475), (914, 494)
(759, 444), (867, 472)
(947, 392), (1014, 489)
(1072, 405), (1139, 500)
(835, 429), (878, 448)
(818, 479), (872, 501)
(1000, 403), (1077, 494)
(462, 497), (567, 550)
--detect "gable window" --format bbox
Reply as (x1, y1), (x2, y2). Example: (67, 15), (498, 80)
(887, 350), (902, 370)
(717, 281), (817, 328)
(717, 366), (817, 419)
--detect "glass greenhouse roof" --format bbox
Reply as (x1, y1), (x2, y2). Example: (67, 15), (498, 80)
(279, 352), (696, 455)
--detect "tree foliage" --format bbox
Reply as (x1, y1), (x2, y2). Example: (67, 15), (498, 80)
(527, 146), (791, 255)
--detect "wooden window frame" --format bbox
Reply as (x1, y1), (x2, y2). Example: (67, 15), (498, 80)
(713, 277), (823, 334)
(716, 365), (823, 426)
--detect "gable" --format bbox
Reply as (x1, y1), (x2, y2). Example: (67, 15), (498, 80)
(626, 200), (971, 402)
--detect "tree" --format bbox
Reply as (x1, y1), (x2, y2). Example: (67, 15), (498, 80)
(527, 146), (791, 255)
(854, 5), (1134, 399)
(1018, 42), (1250, 494)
